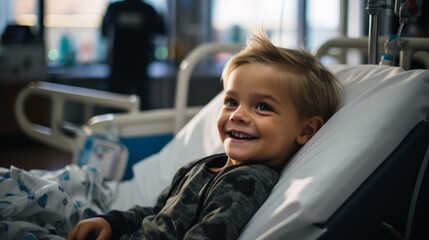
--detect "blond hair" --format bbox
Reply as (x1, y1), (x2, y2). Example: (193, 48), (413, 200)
(221, 30), (342, 122)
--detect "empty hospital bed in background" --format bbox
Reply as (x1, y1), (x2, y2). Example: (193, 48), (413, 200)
(14, 38), (429, 239)
(15, 43), (243, 180)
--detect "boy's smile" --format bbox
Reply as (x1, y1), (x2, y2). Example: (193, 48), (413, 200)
(227, 130), (257, 140)
(225, 129), (259, 148)
(217, 63), (313, 170)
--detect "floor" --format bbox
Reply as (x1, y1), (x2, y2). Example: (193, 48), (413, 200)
(0, 135), (72, 171)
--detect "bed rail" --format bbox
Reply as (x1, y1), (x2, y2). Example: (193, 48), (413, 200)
(15, 81), (140, 152)
(15, 43), (243, 154)
(174, 43), (243, 132)
(88, 42), (243, 135)
(315, 36), (429, 69)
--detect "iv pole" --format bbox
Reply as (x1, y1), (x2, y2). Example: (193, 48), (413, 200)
(366, 0), (422, 65)
(366, 0), (385, 64)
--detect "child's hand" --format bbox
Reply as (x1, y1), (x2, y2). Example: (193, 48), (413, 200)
(67, 217), (112, 240)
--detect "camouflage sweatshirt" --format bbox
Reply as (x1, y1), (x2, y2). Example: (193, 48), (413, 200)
(102, 153), (279, 240)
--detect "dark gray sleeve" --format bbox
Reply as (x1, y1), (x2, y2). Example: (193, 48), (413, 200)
(101, 184), (170, 239)
(183, 164), (279, 240)
(102, 160), (200, 239)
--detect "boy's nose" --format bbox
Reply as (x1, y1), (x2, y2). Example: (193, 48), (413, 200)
(230, 107), (250, 123)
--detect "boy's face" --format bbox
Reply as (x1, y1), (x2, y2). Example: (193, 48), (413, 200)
(217, 63), (311, 170)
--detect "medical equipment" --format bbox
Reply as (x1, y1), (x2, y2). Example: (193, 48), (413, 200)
(366, 0), (423, 64)
(366, 0), (385, 64)
(0, 44), (46, 80)
(0, 25), (46, 81)
(315, 36), (429, 69)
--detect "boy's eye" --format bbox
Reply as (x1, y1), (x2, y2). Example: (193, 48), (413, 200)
(225, 98), (238, 107)
(255, 103), (273, 112)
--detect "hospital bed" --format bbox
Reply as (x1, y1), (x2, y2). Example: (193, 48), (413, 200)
(14, 37), (429, 239)
(15, 43), (243, 180)
(109, 63), (429, 240)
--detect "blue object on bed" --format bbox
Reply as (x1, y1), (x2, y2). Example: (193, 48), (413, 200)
(119, 134), (173, 180)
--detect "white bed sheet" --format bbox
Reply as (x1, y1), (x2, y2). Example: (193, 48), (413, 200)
(109, 64), (429, 239)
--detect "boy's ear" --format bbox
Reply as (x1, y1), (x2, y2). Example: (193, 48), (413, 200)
(296, 116), (324, 145)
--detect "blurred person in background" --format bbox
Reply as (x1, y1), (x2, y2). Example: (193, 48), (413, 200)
(102, 0), (165, 110)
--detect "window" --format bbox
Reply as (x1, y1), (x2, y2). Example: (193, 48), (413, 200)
(44, 0), (106, 65)
(211, 0), (299, 48)
(2, 0), (345, 67)
(306, 0), (341, 50)
(2, 0), (166, 66)
(211, 0), (345, 53)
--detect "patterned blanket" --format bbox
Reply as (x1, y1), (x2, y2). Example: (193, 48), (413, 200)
(0, 164), (116, 239)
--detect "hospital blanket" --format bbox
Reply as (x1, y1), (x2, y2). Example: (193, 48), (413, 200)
(0, 164), (116, 239)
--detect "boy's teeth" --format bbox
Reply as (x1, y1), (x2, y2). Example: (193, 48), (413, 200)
(231, 131), (253, 139)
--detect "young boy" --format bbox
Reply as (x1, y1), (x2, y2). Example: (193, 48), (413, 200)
(67, 30), (341, 240)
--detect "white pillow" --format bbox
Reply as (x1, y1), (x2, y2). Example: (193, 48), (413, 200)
(240, 64), (429, 239)
(110, 65), (429, 239)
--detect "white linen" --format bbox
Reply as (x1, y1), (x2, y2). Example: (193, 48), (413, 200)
(0, 165), (115, 239)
